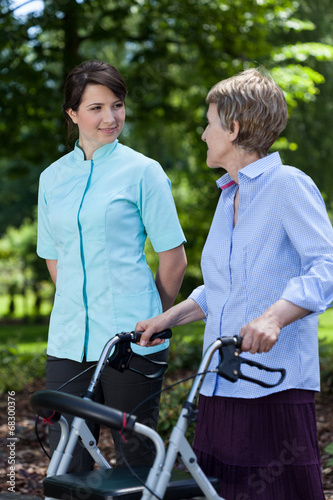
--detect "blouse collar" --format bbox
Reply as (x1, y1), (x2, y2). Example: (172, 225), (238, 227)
(217, 152), (282, 190)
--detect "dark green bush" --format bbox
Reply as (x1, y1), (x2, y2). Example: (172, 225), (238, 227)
(158, 378), (197, 445)
(319, 337), (333, 392)
(0, 344), (46, 393)
(167, 329), (204, 373)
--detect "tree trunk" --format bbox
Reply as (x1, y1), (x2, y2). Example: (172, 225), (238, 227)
(61, 0), (82, 82)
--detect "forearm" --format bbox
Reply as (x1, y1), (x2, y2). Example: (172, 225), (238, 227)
(136, 299), (205, 346)
(155, 244), (187, 311)
(155, 269), (183, 311)
(163, 298), (206, 327)
(264, 299), (310, 329)
(46, 259), (57, 285)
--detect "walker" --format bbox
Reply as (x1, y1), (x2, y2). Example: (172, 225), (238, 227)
(31, 330), (286, 500)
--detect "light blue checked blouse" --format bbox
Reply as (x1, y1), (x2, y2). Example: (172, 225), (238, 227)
(189, 152), (333, 398)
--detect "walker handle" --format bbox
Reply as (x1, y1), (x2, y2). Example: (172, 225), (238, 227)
(217, 336), (286, 388)
(131, 329), (172, 343)
(107, 329), (172, 379)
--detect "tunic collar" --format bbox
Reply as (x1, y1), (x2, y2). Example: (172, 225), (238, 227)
(73, 139), (119, 163)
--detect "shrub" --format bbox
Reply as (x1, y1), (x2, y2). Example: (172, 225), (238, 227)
(324, 443), (333, 466)
(319, 337), (333, 392)
(158, 377), (197, 445)
(167, 329), (204, 373)
(0, 343), (46, 394)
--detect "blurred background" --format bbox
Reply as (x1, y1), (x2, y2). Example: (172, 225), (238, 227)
(1, 0), (333, 318)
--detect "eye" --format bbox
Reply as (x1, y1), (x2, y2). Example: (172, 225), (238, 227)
(113, 102), (124, 109)
(90, 106), (101, 111)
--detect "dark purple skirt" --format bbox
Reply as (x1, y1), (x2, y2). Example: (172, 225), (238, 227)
(193, 390), (325, 500)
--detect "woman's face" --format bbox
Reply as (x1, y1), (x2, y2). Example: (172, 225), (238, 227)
(67, 84), (126, 158)
(201, 103), (236, 169)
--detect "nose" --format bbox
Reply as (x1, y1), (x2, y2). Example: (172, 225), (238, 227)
(102, 107), (116, 124)
(201, 128), (207, 142)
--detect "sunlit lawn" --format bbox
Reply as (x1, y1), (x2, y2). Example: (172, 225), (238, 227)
(0, 292), (52, 319)
(318, 307), (333, 338)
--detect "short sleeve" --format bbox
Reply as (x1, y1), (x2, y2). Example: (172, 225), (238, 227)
(139, 162), (186, 252)
(37, 177), (58, 260)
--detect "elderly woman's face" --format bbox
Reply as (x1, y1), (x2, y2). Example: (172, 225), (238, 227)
(202, 103), (235, 169)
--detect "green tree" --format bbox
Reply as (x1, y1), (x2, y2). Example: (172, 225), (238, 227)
(1, 0), (333, 298)
(0, 218), (52, 317)
(277, 0), (333, 208)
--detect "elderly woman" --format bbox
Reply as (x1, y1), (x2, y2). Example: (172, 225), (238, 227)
(136, 69), (333, 499)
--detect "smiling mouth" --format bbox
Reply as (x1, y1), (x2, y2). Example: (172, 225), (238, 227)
(99, 127), (117, 133)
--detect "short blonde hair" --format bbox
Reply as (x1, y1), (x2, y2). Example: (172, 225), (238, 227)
(206, 68), (288, 158)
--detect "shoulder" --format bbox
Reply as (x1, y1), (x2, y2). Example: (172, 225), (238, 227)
(39, 151), (74, 186)
(116, 144), (169, 187)
(269, 163), (307, 182)
(117, 143), (165, 172)
(271, 164), (324, 207)
(268, 163), (318, 191)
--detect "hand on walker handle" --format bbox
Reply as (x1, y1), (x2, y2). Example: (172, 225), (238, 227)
(239, 299), (310, 354)
(239, 314), (280, 354)
(135, 314), (170, 347)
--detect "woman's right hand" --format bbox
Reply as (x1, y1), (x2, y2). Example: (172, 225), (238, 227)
(135, 313), (171, 347)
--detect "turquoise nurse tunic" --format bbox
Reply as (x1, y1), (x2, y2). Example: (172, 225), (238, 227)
(37, 140), (186, 362)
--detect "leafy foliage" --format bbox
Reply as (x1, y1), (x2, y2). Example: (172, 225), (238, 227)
(0, 218), (53, 316)
(1, 0), (333, 301)
(158, 378), (196, 444)
(324, 443), (333, 467)
(0, 343), (46, 393)
(319, 337), (333, 393)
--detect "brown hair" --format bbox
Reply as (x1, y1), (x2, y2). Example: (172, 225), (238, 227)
(206, 68), (288, 158)
(63, 60), (128, 141)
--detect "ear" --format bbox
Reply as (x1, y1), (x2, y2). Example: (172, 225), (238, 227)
(229, 121), (239, 142)
(66, 108), (78, 124)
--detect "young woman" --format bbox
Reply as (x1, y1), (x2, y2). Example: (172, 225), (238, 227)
(37, 59), (187, 471)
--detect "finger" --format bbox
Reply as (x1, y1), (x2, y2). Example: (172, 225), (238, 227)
(139, 327), (159, 346)
(145, 338), (165, 347)
(239, 330), (253, 352)
(139, 331), (152, 346)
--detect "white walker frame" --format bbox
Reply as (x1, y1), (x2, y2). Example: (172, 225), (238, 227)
(31, 332), (285, 500)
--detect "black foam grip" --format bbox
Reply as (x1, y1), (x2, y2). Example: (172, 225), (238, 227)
(31, 390), (137, 431)
(131, 328), (172, 343)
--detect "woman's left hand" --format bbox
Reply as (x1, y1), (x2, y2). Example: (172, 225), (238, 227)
(239, 312), (281, 354)
(239, 299), (310, 354)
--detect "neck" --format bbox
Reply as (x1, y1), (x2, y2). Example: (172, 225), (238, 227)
(227, 150), (262, 183)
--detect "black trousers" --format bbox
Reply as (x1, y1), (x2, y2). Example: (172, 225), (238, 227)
(46, 348), (168, 472)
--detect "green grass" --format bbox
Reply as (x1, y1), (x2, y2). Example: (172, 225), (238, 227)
(0, 292), (52, 318)
(0, 323), (48, 353)
(318, 307), (333, 342)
